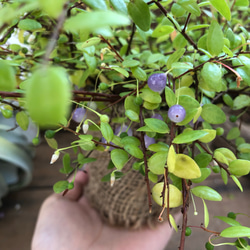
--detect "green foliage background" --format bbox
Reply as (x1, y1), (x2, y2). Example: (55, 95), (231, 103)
(0, 0), (250, 249)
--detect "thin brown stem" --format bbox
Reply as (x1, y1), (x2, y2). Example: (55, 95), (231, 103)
(139, 106), (152, 213)
(179, 179), (189, 250)
(100, 35), (124, 62)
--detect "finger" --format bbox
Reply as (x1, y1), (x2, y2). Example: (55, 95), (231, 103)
(64, 170), (89, 201)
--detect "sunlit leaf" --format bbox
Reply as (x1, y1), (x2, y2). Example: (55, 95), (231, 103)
(220, 226), (250, 238)
(148, 151), (168, 175)
(152, 182), (183, 208)
(173, 130), (208, 144)
(209, 0), (231, 21)
(191, 186), (222, 201)
(144, 118), (169, 134)
(111, 149), (128, 170)
(202, 199), (209, 228)
(127, 0), (151, 31)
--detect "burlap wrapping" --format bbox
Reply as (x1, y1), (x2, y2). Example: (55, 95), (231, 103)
(85, 150), (166, 229)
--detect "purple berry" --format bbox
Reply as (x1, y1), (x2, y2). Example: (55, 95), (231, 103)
(115, 124), (133, 136)
(144, 134), (155, 148)
(72, 107), (86, 123)
(168, 104), (186, 123)
(151, 113), (163, 121)
(147, 73), (167, 92)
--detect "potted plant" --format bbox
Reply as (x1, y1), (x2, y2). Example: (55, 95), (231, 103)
(0, 0), (250, 249)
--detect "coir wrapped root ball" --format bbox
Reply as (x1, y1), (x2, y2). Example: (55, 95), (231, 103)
(85, 151), (167, 229)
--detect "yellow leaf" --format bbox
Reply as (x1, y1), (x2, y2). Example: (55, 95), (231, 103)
(172, 154), (201, 179)
(167, 145), (176, 172)
(152, 182), (183, 208)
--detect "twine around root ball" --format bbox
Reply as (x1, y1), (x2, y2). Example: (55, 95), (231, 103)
(85, 151), (168, 230)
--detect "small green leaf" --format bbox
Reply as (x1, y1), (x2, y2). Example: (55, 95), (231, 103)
(101, 122), (114, 143)
(194, 153), (212, 168)
(53, 180), (69, 193)
(111, 149), (128, 170)
(198, 129), (216, 143)
(111, 66), (129, 78)
(76, 37), (101, 50)
(173, 130), (208, 144)
(124, 95), (140, 114)
(200, 62), (222, 92)
(79, 141), (95, 151)
(16, 111), (29, 131)
(148, 171), (158, 183)
(125, 109), (139, 122)
(214, 148), (236, 163)
(214, 151), (229, 165)
(191, 186), (222, 201)
(122, 59), (140, 68)
(144, 118), (169, 134)
(148, 142), (169, 152)
(228, 159), (250, 177)
(238, 143), (250, 153)
(207, 20), (224, 56)
(165, 86), (177, 107)
(233, 95), (250, 110)
(202, 199), (209, 228)
(110, 0), (128, 14)
(209, 0), (231, 21)
(167, 48), (186, 69)
(127, 0), (151, 31)
(169, 214), (178, 232)
(78, 134), (93, 141)
(136, 125), (154, 133)
(178, 1), (201, 16)
(82, 0), (107, 10)
(201, 104), (226, 124)
(78, 157), (97, 165)
(226, 127), (241, 140)
(61, 153), (73, 174)
(220, 226), (250, 238)
(222, 94), (234, 108)
(121, 136), (141, 147)
(177, 95), (200, 125)
(18, 19), (42, 31)
(124, 144), (143, 159)
(45, 137), (58, 150)
(192, 168), (211, 183)
(221, 168), (228, 185)
(148, 151), (168, 175)
(215, 216), (241, 227)
(231, 175), (243, 192)
(140, 88), (162, 104)
(131, 66), (147, 81)
(151, 25), (175, 38)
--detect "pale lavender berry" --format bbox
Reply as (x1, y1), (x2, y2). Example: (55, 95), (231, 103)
(168, 104), (186, 123)
(72, 108), (86, 123)
(147, 73), (167, 92)
(144, 134), (155, 148)
(151, 113), (163, 121)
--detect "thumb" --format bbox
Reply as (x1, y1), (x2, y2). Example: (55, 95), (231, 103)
(64, 169), (89, 201)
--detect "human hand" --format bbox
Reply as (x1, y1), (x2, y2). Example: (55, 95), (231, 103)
(31, 171), (179, 250)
